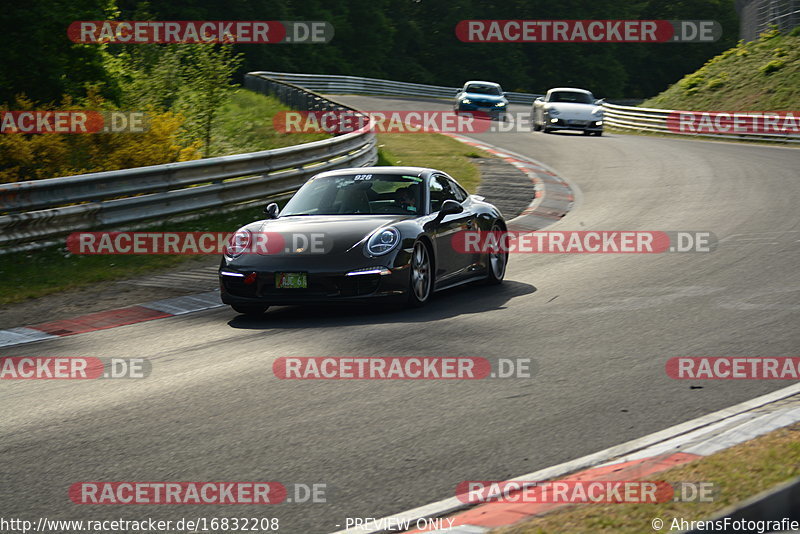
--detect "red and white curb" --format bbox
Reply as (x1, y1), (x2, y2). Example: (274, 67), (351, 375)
(445, 134), (577, 231)
(330, 383), (800, 534)
(0, 291), (223, 348)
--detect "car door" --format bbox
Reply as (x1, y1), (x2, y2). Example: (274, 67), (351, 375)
(428, 174), (476, 283)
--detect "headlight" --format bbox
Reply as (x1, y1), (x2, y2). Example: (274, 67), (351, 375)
(494, 102), (506, 107)
(461, 98), (472, 104)
(547, 108), (560, 116)
(366, 227), (400, 256)
(225, 229), (251, 258)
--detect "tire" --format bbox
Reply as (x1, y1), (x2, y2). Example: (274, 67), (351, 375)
(232, 304), (268, 316)
(532, 121), (541, 132)
(596, 131), (603, 136)
(583, 130), (592, 136)
(543, 127), (552, 134)
(407, 240), (433, 307)
(485, 222), (508, 285)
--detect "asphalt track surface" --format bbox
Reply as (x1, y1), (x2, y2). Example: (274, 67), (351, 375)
(2, 97), (799, 533)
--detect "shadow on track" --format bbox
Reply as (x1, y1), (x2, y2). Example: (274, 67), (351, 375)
(226, 280), (536, 330)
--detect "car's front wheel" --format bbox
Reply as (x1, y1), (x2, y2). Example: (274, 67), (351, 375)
(485, 222), (508, 285)
(232, 304), (268, 316)
(407, 241), (433, 307)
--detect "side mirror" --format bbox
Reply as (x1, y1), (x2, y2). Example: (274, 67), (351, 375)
(264, 202), (279, 219)
(535, 96), (544, 103)
(438, 199), (464, 219)
(455, 90), (462, 96)
(595, 98), (605, 105)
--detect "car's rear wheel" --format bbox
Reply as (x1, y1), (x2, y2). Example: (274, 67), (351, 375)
(407, 241), (432, 307)
(532, 119), (541, 132)
(485, 222), (508, 285)
(232, 304), (268, 316)
(595, 131), (603, 136)
(583, 130), (592, 136)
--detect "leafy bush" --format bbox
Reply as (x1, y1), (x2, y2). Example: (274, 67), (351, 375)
(760, 60), (785, 75)
(106, 44), (243, 156)
(679, 73), (706, 91)
(706, 75), (727, 90)
(1, 43), (241, 182)
(0, 93), (201, 183)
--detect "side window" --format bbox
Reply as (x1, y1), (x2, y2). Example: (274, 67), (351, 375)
(445, 177), (468, 202)
(429, 175), (457, 213)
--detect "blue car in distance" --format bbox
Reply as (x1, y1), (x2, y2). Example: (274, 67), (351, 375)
(454, 81), (508, 120)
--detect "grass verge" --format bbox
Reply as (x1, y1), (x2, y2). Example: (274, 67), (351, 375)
(210, 89), (330, 156)
(497, 422), (800, 534)
(641, 28), (800, 111)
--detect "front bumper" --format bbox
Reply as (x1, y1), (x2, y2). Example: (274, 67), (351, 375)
(545, 118), (603, 131)
(456, 102), (507, 118)
(219, 263), (411, 306)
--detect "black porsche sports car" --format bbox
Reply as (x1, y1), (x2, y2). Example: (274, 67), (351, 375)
(219, 166), (508, 315)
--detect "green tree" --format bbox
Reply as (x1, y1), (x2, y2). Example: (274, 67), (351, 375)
(176, 44), (243, 156)
(0, 0), (116, 104)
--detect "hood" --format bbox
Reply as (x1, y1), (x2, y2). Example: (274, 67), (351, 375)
(256, 214), (410, 256)
(546, 102), (602, 119)
(463, 92), (506, 103)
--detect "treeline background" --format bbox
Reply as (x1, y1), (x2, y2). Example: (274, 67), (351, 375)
(2, 0), (738, 105)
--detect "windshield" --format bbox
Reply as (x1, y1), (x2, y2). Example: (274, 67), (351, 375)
(465, 84), (502, 95)
(281, 173), (424, 216)
(549, 91), (594, 104)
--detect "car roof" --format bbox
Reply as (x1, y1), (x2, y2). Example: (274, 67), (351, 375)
(464, 81), (502, 88)
(547, 87), (593, 95)
(313, 166), (438, 179)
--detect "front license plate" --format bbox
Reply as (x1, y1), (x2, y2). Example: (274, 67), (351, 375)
(275, 272), (307, 289)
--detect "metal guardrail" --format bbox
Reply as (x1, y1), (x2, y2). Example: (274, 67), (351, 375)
(4, 71), (794, 252)
(0, 73), (378, 251)
(603, 102), (800, 143)
(252, 71), (543, 105)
